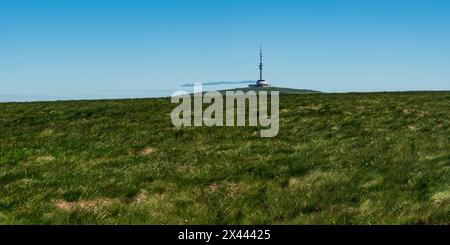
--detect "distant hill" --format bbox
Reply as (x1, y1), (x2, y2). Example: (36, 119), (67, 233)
(187, 86), (321, 97)
(220, 86), (321, 94)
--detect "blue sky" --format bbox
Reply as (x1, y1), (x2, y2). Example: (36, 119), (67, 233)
(1, 0), (450, 101)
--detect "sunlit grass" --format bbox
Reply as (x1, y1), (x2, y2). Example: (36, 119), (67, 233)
(0, 92), (449, 224)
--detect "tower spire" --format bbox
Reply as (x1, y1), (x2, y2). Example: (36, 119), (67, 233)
(259, 44), (263, 81)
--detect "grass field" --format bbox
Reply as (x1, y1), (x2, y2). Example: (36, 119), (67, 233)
(0, 91), (449, 224)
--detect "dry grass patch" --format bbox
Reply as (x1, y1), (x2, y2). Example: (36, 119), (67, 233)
(207, 183), (222, 192)
(361, 178), (383, 189)
(288, 170), (346, 189)
(228, 182), (247, 198)
(430, 191), (450, 206)
(39, 128), (54, 137)
(131, 190), (149, 204)
(288, 177), (301, 188)
(359, 199), (375, 215)
(54, 198), (119, 212)
(299, 104), (322, 111)
(137, 147), (157, 156)
(36, 155), (55, 162)
(17, 178), (33, 185)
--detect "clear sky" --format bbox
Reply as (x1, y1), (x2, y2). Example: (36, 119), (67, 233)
(1, 0), (450, 101)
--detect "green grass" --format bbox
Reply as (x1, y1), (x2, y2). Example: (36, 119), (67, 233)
(0, 92), (449, 224)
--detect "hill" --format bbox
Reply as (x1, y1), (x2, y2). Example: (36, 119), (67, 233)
(221, 86), (321, 94)
(0, 91), (449, 224)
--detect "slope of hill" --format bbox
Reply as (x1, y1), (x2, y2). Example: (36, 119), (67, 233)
(221, 86), (321, 94)
(0, 92), (449, 224)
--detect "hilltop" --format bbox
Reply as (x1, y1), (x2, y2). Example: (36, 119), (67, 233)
(0, 91), (449, 224)
(221, 86), (321, 94)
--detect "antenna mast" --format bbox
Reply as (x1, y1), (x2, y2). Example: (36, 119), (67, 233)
(259, 45), (263, 81)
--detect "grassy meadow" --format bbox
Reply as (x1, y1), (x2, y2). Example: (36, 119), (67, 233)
(0, 91), (449, 224)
